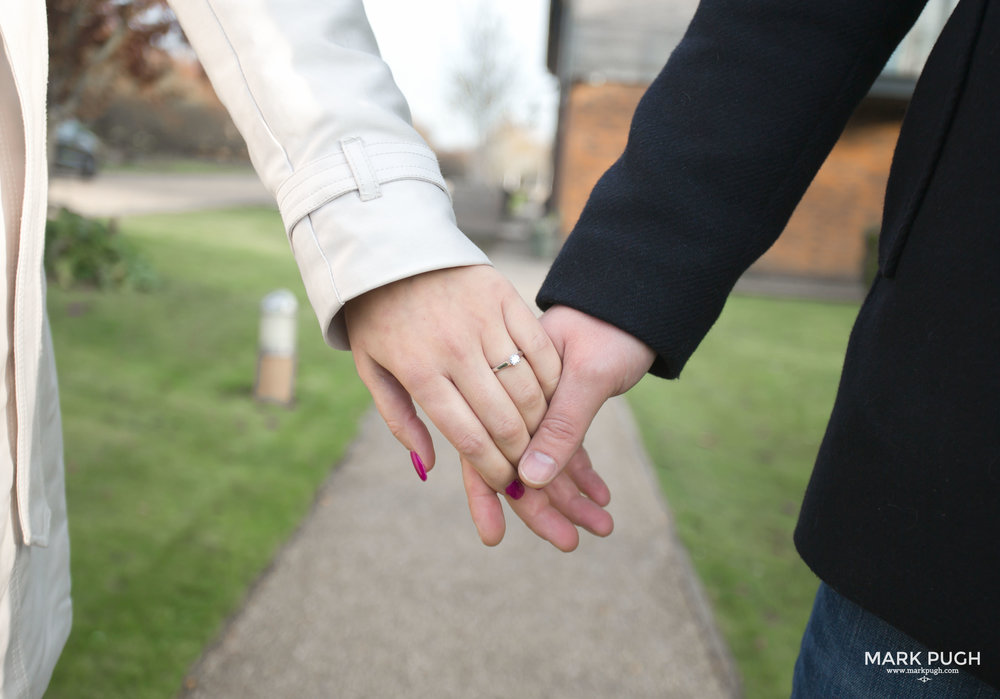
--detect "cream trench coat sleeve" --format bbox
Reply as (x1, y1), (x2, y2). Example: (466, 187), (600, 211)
(168, 0), (491, 348)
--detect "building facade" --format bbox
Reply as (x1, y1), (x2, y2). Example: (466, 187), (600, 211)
(549, 0), (958, 285)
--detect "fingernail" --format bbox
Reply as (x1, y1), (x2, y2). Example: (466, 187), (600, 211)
(410, 451), (427, 482)
(520, 451), (557, 484)
(505, 479), (525, 500)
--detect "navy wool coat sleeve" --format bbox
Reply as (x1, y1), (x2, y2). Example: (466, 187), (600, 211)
(539, 0), (1000, 688)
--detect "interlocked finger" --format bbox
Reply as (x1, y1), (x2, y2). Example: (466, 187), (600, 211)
(503, 299), (561, 402)
(491, 348), (547, 438)
(407, 373), (521, 493)
(453, 345), (535, 472)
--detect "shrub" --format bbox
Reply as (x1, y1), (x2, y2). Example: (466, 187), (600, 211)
(44, 209), (157, 291)
(92, 92), (249, 162)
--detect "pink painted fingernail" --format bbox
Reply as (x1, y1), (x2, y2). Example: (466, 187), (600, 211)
(505, 479), (525, 500)
(411, 451), (427, 482)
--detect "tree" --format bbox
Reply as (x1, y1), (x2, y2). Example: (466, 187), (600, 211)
(448, 3), (518, 179)
(46, 0), (179, 128)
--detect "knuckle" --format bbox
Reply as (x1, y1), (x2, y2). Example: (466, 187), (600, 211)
(454, 430), (488, 459)
(402, 362), (437, 390)
(380, 410), (420, 445)
(517, 386), (547, 415)
(492, 414), (525, 445)
(382, 416), (409, 443)
(539, 410), (580, 445)
(523, 327), (552, 355)
(440, 331), (480, 365)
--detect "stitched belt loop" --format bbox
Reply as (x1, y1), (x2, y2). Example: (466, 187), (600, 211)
(276, 141), (451, 235)
(340, 137), (381, 201)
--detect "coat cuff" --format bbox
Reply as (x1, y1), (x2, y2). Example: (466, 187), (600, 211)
(290, 178), (491, 349)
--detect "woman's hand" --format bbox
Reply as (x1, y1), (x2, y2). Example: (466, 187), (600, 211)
(344, 264), (558, 490)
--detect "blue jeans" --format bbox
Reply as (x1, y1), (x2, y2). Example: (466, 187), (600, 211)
(791, 583), (998, 698)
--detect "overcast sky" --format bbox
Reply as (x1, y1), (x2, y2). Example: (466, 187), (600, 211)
(361, 0), (557, 150)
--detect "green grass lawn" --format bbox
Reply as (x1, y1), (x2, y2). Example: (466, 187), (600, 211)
(45, 208), (372, 698)
(626, 293), (861, 699)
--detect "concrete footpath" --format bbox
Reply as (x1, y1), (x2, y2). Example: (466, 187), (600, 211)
(179, 252), (742, 699)
(49, 171), (271, 217)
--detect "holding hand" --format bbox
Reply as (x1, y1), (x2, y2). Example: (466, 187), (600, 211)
(344, 266), (612, 551)
(518, 305), (656, 489)
(464, 447), (612, 552)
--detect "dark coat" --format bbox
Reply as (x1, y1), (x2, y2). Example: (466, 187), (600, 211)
(538, 0), (1000, 688)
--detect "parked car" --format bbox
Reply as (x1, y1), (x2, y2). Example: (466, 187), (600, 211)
(53, 119), (100, 178)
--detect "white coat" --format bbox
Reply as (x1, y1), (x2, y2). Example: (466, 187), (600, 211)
(0, 1), (488, 694)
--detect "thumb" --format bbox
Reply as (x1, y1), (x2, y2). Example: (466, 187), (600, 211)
(517, 370), (611, 488)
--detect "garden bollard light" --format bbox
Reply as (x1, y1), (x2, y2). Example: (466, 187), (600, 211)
(255, 289), (298, 405)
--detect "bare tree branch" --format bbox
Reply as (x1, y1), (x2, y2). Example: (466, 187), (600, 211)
(448, 1), (518, 163)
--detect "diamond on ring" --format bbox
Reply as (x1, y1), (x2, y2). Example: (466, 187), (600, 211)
(492, 350), (525, 373)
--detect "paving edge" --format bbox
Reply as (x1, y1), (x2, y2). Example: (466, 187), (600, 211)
(610, 397), (746, 698)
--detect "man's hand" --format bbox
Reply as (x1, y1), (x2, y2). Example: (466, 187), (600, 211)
(518, 305), (656, 488)
(463, 447), (613, 552)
